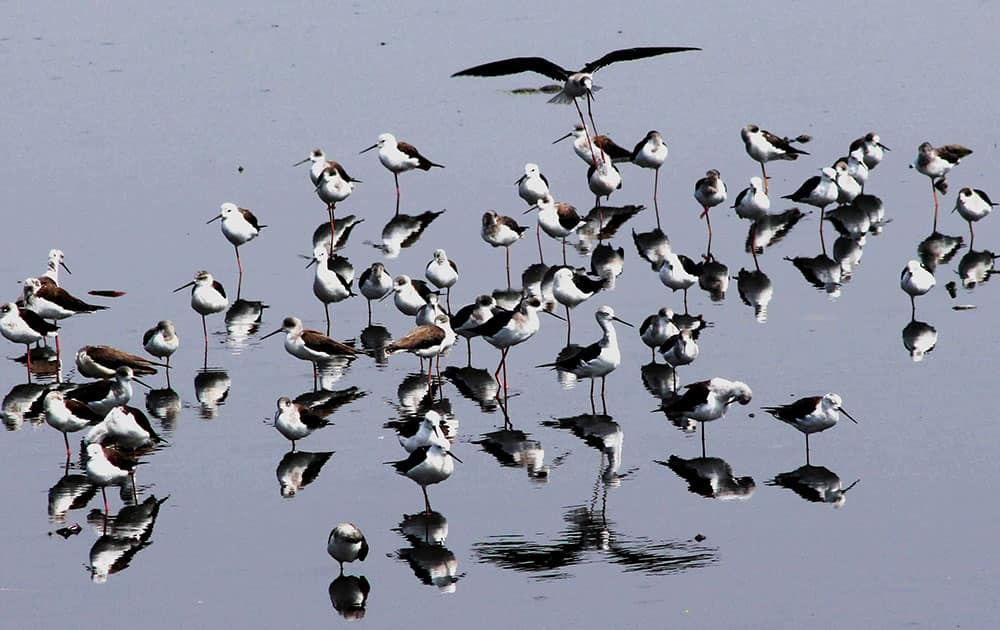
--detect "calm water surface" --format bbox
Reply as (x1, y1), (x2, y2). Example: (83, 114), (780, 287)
(2, 2), (999, 628)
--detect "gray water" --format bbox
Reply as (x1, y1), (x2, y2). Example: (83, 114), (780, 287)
(2, 2), (999, 628)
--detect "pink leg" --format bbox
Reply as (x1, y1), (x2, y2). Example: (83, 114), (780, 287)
(573, 99), (601, 167)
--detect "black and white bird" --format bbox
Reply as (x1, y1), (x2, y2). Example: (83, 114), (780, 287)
(659, 328), (699, 369)
(526, 194), (583, 265)
(538, 305), (632, 414)
(358, 262), (393, 325)
(552, 267), (605, 342)
(261, 316), (357, 387)
(84, 405), (163, 450)
(471, 295), (552, 400)
(661, 378), (753, 455)
(451, 46), (700, 141)
(327, 523), (369, 573)
(142, 320), (179, 376)
(782, 167), (839, 237)
(954, 187), (996, 246)
(391, 275), (434, 318)
(397, 410), (451, 453)
(639, 307), (679, 362)
(900, 260), (935, 318)
(307, 246), (354, 335)
(386, 314), (456, 382)
(631, 130), (669, 228)
(207, 202), (265, 291)
(588, 160), (623, 209)
(274, 396), (331, 450)
(84, 443), (137, 513)
(67, 366), (147, 417)
(481, 211), (529, 289)
(849, 132), (890, 170)
(21, 277), (106, 323)
(415, 292), (447, 327)
(43, 390), (102, 456)
(173, 270), (228, 354)
(740, 124), (810, 194)
(451, 294), (498, 360)
(762, 393), (858, 463)
(912, 142), (973, 229)
(657, 252), (699, 312)
(732, 176), (771, 270)
(425, 249), (459, 312)
(314, 161), (361, 238)
(832, 158), (861, 204)
(389, 443), (461, 513)
(360, 133), (443, 216)
(0, 302), (58, 379)
(694, 169), (727, 255)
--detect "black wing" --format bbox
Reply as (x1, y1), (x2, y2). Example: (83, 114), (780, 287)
(639, 314), (656, 336)
(936, 145), (972, 163)
(240, 208), (263, 230)
(581, 46), (701, 73)
(762, 396), (822, 422)
(65, 380), (112, 403)
(212, 280), (227, 299)
(451, 56), (570, 81)
(19, 308), (59, 334)
(391, 446), (429, 474)
(557, 341), (601, 370)
(557, 203), (582, 230)
(662, 380), (712, 414)
(572, 272), (605, 295)
(397, 142), (443, 170)
(782, 176), (821, 201)
(470, 309), (513, 337)
(125, 406), (165, 443)
(975, 189), (997, 206)
(451, 302), (478, 329)
(141, 326), (157, 347)
(732, 186), (751, 208)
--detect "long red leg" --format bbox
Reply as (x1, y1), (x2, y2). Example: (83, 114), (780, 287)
(573, 99), (600, 167)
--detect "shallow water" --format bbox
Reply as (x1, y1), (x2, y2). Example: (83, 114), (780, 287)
(2, 2), (999, 628)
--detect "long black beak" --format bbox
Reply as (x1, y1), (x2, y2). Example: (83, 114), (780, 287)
(60, 262), (72, 274)
(305, 258), (317, 269)
(612, 316), (634, 328)
(514, 175), (525, 186)
(840, 407), (859, 424)
(552, 132), (573, 145)
(878, 143), (891, 152)
(172, 281), (195, 293)
(522, 205), (539, 215)
(359, 144), (378, 154)
(445, 450), (463, 463)
(543, 309), (567, 321)
(261, 328), (284, 340)
(379, 290), (395, 303)
(431, 424), (440, 438)
(293, 157), (310, 166)
(206, 215), (222, 224)
(133, 377), (152, 390)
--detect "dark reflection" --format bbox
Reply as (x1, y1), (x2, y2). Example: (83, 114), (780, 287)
(785, 252), (842, 297)
(316, 355), (356, 390)
(145, 388), (180, 431)
(695, 256), (728, 302)
(917, 231), (964, 272)
(767, 465), (859, 507)
(745, 208), (804, 253)
(902, 319), (937, 362)
(393, 372), (447, 419)
(832, 235), (865, 279)
(194, 368), (230, 419)
(735, 268), (773, 323)
(443, 365), (499, 412)
(312, 214), (364, 252)
(276, 450), (333, 498)
(359, 325), (391, 365)
(49, 471), (97, 523)
(328, 574), (371, 620)
(473, 502), (716, 579)
(641, 361), (678, 400)
(576, 204), (644, 251)
(370, 210), (445, 259)
(395, 511), (460, 592)
(293, 386), (367, 415)
(521, 262), (549, 299)
(86, 495), (168, 583)
(825, 203), (871, 239)
(657, 455), (755, 501)
(590, 243), (624, 289)
(957, 249), (997, 288)
(474, 427), (549, 481)
(225, 298), (267, 348)
(632, 227), (671, 271)
(491, 287), (523, 311)
(13, 346), (61, 382)
(541, 413), (625, 486)
(2, 382), (47, 430)
(852, 193), (887, 233)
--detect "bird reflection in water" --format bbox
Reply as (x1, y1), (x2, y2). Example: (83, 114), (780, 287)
(48, 469), (97, 523)
(767, 465), (859, 507)
(957, 249), (997, 289)
(443, 365), (499, 413)
(694, 255), (729, 302)
(312, 215), (365, 253)
(359, 324), (392, 366)
(194, 368), (230, 419)
(785, 251), (842, 297)
(735, 268), (773, 323)
(902, 319), (937, 362)
(2, 382), (47, 430)
(276, 450), (333, 498)
(632, 227), (671, 271)
(575, 204), (644, 253)
(475, 426), (549, 481)
(144, 387), (181, 432)
(224, 298), (267, 351)
(367, 210), (445, 259)
(657, 455), (755, 501)
(641, 361), (679, 402)
(393, 372), (452, 420)
(86, 495), (168, 584)
(329, 574), (371, 620)
(917, 231), (964, 273)
(542, 413), (627, 486)
(395, 511), (461, 592)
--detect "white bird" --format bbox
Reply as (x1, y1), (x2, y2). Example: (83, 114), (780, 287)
(481, 211), (529, 289)
(261, 316), (358, 388)
(66, 366), (146, 417)
(173, 271), (228, 354)
(328, 523), (369, 572)
(360, 133), (443, 216)
(84, 443), (136, 513)
(783, 167), (839, 238)
(657, 253), (699, 312)
(425, 249), (459, 312)
(660, 328), (699, 368)
(740, 124), (810, 194)
(538, 305), (632, 414)
(552, 267), (605, 342)
(832, 159), (861, 203)
(308, 246), (354, 335)
(386, 314), (456, 383)
(451, 294), (497, 359)
(392, 275), (435, 317)
(526, 195), (583, 265)
(516, 163), (550, 205)
(662, 378), (753, 455)
(912, 142), (973, 230)
(207, 202), (264, 289)
(588, 160), (623, 208)
(389, 444), (461, 513)
(0, 302), (59, 380)
(900, 260), (935, 317)
(639, 307), (679, 362)
(631, 130), (669, 228)
(732, 176), (771, 270)
(84, 405), (164, 450)
(694, 169), (727, 255)
(143, 320), (179, 371)
(849, 132), (890, 170)
(358, 262), (393, 325)
(763, 393), (858, 463)
(44, 390), (102, 456)
(274, 396), (330, 450)
(415, 292), (446, 327)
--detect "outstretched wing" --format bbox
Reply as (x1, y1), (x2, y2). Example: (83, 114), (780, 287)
(581, 46), (701, 73)
(451, 56), (571, 81)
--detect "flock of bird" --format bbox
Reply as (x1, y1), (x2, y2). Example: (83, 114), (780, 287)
(2, 45), (993, 590)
